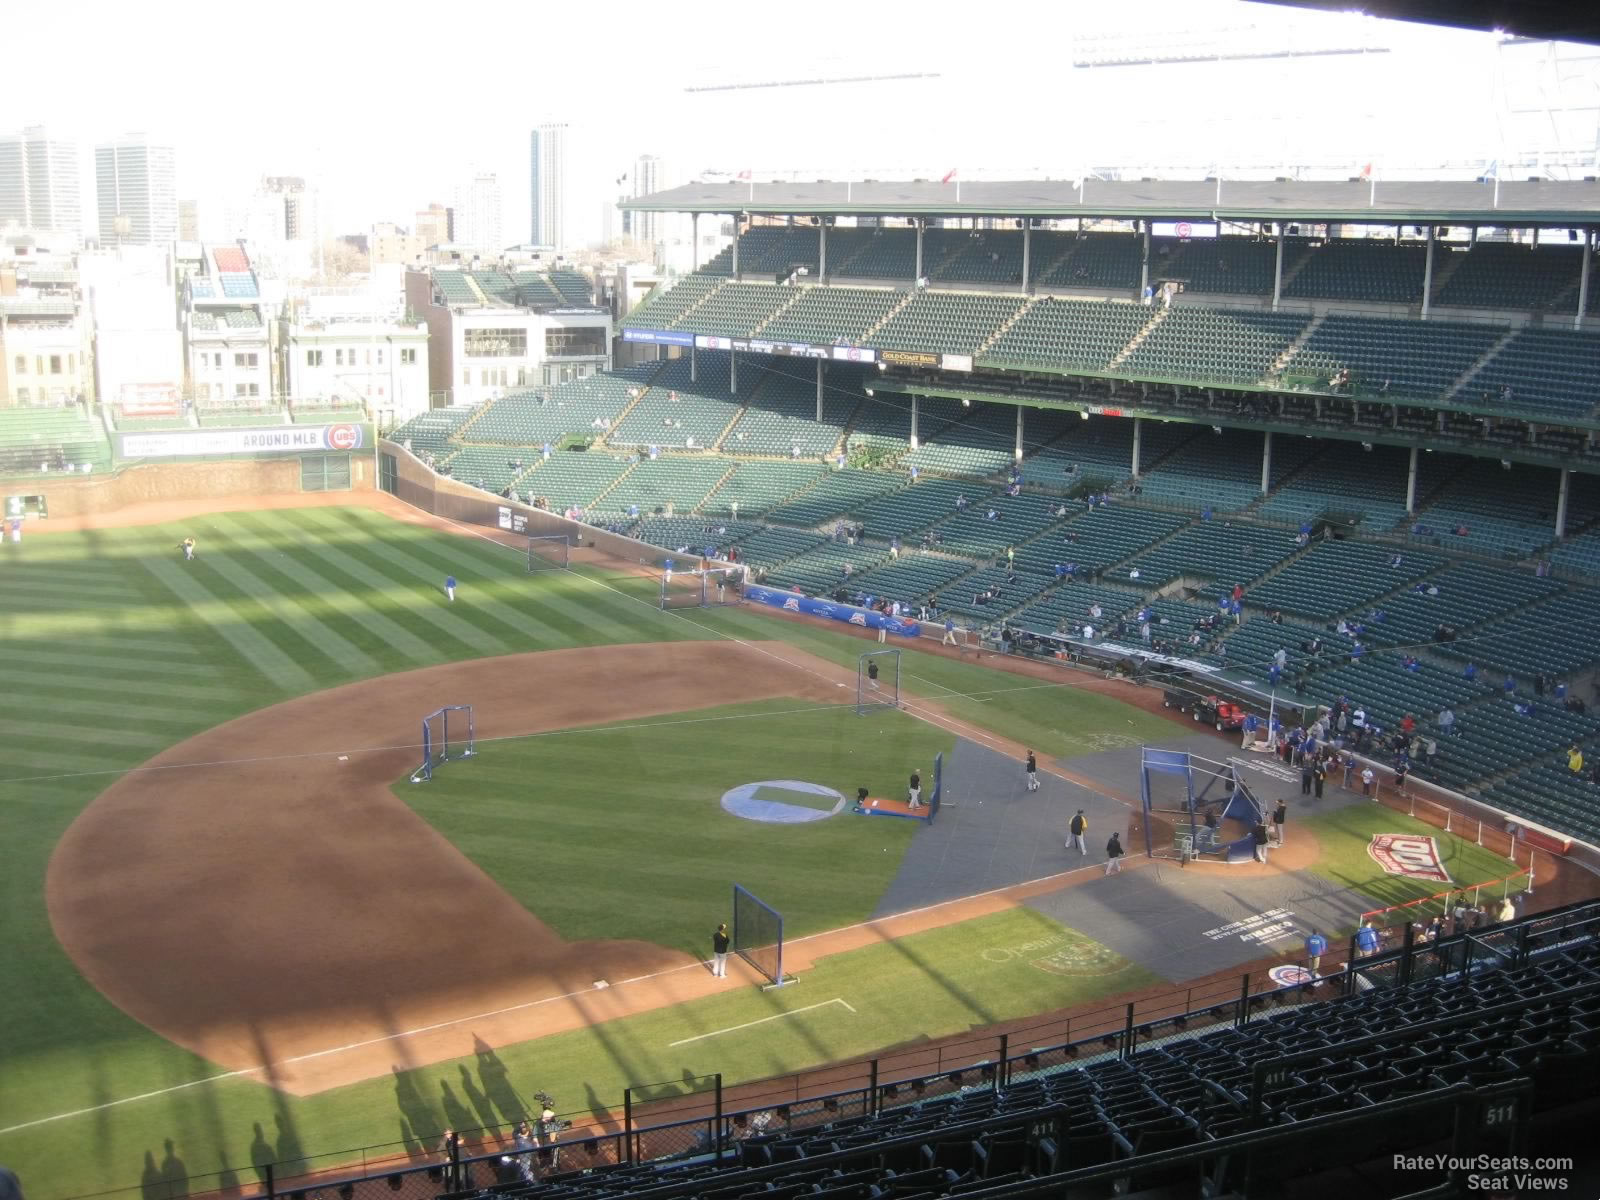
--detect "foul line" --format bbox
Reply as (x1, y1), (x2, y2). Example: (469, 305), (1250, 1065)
(668, 998), (857, 1048)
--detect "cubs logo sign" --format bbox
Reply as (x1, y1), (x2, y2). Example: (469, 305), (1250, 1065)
(323, 423), (363, 451)
(1368, 834), (1452, 884)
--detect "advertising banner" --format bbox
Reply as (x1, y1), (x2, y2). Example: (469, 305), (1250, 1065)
(880, 349), (940, 368)
(117, 383), (182, 417)
(621, 328), (696, 347)
(744, 585), (922, 638)
(117, 423), (367, 459)
(830, 345), (877, 363)
(940, 353), (974, 372)
(496, 505), (529, 534)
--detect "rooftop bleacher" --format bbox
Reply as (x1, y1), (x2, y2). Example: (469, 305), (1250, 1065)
(219, 273), (259, 299)
(0, 406), (112, 477)
(434, 271), (481, 305)
(548, 270), (594, 305)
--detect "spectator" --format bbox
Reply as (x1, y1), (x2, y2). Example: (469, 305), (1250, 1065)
(1438, 707), (1456, 736)
(1361, 766), (1375, 798)
(1568, 744), (1585, 774)
(1305, 929), (1327, 977)
(1464, 662), (1477, 681)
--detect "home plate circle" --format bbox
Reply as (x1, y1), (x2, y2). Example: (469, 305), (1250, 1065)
(721, 780), (846, 824)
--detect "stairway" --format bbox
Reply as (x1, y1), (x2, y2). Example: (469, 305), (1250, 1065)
(1276, 243), (1314, 293)
(588, 461), (640, 509)
(1107, 307), (1171, 370)
(592, 369), (663, 448)
(676, 279), (728, 326)
(750, 286), (810, 337)
(1444, 328), (1518, 403)
(692, 462), (741, 513)
(976, 297), (1038, 356)
(1269, 313), (1326, 374)
(859, 291), (917, 343)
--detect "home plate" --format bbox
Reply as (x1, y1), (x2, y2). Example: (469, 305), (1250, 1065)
(593, 980), (610, 989)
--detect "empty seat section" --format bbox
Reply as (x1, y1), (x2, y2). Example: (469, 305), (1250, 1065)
(981, 298), (1151, 372)
(865, 291), (1027, 357)
(756, 286), (906, 345)
(1467, 328), (1600, 422)
(1435, 241), (1582, 312)
(1280, 314), (1506, 402)
(1122, 307), (1310, 387)
(622, 274), (725, 329)
(1247, 540), (1443, 619)
(1283, 237), (1426, 303)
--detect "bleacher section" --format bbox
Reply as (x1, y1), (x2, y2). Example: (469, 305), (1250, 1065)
(1255, 442), (1416, 530)
(1464, 586), (1600, 677)
(1122, 307), (1310, 386)
(755, 286), (904, 345)
(670, 283), (791, 337)
(514, 453), (635, 511)
(1486, 764), (1600, 844)
(469, 365), (661, 446)
(767, 542), (892, 594)
(608, 359), (747, 450)
(1284, 237), (1426, 303)
(830, 227), (918, 279)
(702, 226), (823, 278)
(0, 407), (112, 476)
(723, 366), (855, 456)
(1245, 539), (1443, 619)
(700, 461), (826, 516)
(434, 271), (481, 305)
(1018, 503), (1187, 575)
(765, 469), (906, 527)
(865, 292), (1028, 356)
(1435, 241), (1582, 312)
(981, 298), (1152, 372)
(1410, 460), (1588, 559)
(1121, 519), (1295, 588)
(604, 458), (735, 515)
(1136, 427), (1296, 513)
(1281, 315), (1506, 402)
(622, 274), (724, 331)
(1036, 232), (1142, 290)
(1467, 328), (1600, 422)
(849, 554), (976, 610)
(1154, 235), (1278, 295)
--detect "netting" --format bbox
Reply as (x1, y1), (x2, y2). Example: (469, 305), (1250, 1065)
(527, 534), (569, 571)
(411, 705), (475, 783)
(660, 570), (705, 609)
(732, 884), (791, 987)
(856, 649), (901, 714)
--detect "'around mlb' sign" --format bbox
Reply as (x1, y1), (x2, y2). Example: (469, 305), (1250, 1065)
(1368, 834), (1453, 885)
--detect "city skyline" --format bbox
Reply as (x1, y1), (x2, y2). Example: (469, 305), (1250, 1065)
(2, 1), (1597, 252)
(95, 133), (178, 246)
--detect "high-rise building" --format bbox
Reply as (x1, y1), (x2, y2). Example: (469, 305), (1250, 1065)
(95, 134), (178, 246)
(0, 125), (83, 238)
(452, 173), (503, 250)
(415, 203), (450, 248)
(529, 123), (567, 251)
(623, 154), (666, 253)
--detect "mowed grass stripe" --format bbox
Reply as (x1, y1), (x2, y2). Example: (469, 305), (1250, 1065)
(224, 512), (443, 664)
(256, 514), (517, 657)
(338, 510), (663, 646)
(194, 551), (383, 678)
(0, 577), (148, 606)
(139, 556), (317, 692)
(292, 509), (580, 648)
(14, 695), (218, 729)
(1, 666), (248, 705)
(1, 746), (143, 775)
(51, 634), (206, 659)
(0, 646), (224, 679)
(0, 720), (175, 751)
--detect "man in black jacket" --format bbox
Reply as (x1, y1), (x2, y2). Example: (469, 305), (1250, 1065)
(711, 923), (730, 977)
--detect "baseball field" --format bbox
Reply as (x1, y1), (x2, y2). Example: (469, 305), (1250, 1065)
(0, 495), (1553, 1200)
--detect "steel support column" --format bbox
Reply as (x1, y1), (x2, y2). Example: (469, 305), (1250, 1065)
(1406, 445), (1419, 513)
(1261, 430), (1273, 493)
(1272, 226), (1285, 311)
(1421, 225), (1436, 320)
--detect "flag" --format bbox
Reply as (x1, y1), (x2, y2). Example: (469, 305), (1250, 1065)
(737, 169), (752, 181)
(942, 168), (958, 184)
(1360, 163), (1373, 180)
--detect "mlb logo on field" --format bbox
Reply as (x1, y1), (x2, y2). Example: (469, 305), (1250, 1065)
(1368, 834), (1453, 884)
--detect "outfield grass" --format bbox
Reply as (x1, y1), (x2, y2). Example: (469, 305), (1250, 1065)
(8, 906), (1157, 1200)
(401, 700), (955, 954)
(0, 505), (1206, 1199)
(1299, 803), (1528, 922)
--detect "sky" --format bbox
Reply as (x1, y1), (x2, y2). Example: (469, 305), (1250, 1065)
(10, 0), (1599, 247)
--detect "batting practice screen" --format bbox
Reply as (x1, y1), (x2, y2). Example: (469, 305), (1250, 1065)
(732, 884), (792, 988)
(527, 534), (570, 571)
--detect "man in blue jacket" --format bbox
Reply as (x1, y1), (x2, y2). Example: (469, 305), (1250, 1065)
(1305, 929), (1328, 977)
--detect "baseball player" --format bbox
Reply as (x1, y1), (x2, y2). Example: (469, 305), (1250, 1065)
(907, 768), (922, 809)
(1068, 810), (1087, 854)
(867, 659), (880, 691)
(942, 618), (958, 646)
(444, 574), (457, 602)
(180, 536), (195, 561)
(1025, 750), (1039, 791)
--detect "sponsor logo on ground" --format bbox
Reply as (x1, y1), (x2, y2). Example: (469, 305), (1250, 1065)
(982, 932), (1131, 976)
(1269, 964), (1315, 987)
(1201, 908), (1298, 944)
(1368, 834), (1452, 884)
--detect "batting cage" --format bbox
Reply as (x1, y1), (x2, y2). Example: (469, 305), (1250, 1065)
(659, 566), (745, 609)
(410, 704), (476, 783)
(855, 649), (901, 715)
(1135, 749), (1266, 863)
(732, 883), (794, 988)
(526, 534), (570, 571)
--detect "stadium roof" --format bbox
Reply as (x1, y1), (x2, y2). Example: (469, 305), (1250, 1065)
(623, 178), (1600, 225)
